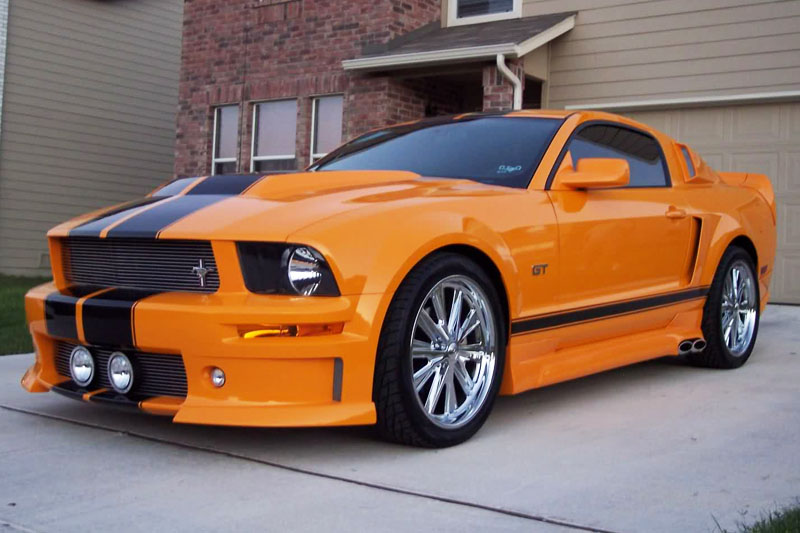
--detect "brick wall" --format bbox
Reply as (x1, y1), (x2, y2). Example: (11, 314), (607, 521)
(175, 0), (440, 177)
(482, 59), (525, 112)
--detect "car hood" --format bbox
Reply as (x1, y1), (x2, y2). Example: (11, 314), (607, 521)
(51, 171), (520, 242)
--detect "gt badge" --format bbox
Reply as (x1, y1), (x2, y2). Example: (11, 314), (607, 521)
(532, 264), (548, 276)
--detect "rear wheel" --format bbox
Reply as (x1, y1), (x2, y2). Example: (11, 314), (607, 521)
(690, 246), (760, 369)
(373, 253), (506, 447)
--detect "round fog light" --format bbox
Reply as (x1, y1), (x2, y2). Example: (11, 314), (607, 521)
(69, 346), (94, 387)
(210, 367), (226, 388)
(108, 352), (134, 394)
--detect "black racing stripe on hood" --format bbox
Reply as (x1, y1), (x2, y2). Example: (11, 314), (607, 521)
(82, 288), (161, 347)
(151, 177), (203, 197)
(104, 195), (226, 239)
(69, 197), (166, 238)
(96, 175), (265, 239)
(185, 174), (263, 195)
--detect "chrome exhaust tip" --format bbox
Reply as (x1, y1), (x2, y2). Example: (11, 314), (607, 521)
(678, 340), (694, 355)
(691, 339), (707, 353)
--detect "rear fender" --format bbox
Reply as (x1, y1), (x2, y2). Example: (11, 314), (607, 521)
(719, 172), (776, 224)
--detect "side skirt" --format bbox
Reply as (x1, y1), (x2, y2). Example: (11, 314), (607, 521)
(500, 300), (705, 395)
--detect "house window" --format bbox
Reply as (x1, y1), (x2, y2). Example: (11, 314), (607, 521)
(448, 0), (520, 26)
(251, 99), (298, 172)
(212, 106), (239, 175)
(310, 95), (344, 163)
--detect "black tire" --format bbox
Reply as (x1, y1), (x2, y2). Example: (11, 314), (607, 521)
(689, 245), (760, 369)
(372, 252), (506, 447)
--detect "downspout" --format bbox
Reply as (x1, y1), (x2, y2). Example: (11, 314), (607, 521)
(496, 53), (522, 111)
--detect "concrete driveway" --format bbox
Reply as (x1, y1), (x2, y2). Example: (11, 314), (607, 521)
(1, 305), (798, 533)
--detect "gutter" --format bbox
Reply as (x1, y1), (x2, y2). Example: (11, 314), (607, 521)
(495, 53), (522, 111)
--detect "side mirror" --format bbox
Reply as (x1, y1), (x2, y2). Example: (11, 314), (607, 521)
(558, 158), (630, 190)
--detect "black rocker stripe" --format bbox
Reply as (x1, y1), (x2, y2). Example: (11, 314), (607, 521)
(44, 286), (101, 340)
(69, 197), (166, 238)
(81, 288), (161, 347)
(511, 287), (710, 336)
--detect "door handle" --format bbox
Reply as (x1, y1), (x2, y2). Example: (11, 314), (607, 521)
(665, 206), (687, 219)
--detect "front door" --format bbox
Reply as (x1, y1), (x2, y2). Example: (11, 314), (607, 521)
(548, 124), (694, 318)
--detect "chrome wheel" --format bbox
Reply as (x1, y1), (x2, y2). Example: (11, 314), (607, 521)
(721, 260), (757, 357)
(410, 275), (497, 429)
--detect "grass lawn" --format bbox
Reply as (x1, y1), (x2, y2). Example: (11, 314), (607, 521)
(0, 274), (50, 355)
(740, 506), (800, 533)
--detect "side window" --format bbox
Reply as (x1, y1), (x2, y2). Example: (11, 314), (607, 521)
(680, 146), (696, 178)
(567, 124), (668, 187)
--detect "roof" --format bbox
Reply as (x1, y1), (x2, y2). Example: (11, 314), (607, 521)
(343, 12), (576, 71)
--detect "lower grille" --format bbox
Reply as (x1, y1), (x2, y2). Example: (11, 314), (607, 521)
(56, 342), (188, 398)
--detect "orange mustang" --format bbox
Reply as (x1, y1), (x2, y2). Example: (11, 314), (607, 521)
(22, 110), (776, 447)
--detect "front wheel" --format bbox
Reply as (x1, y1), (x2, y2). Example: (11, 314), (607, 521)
(373, 253), (506, 447)
(690, 246), (760, 369)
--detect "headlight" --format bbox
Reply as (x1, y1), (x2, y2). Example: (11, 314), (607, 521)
(287, 247), (326, 295)
(237, 242), (340, 296)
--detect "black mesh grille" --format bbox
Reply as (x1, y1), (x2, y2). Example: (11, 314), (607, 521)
(62, 238), (219, 293)
(56, 342), (188, 398)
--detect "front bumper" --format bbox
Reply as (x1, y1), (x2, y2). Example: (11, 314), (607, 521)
(22, 282), (382, 427)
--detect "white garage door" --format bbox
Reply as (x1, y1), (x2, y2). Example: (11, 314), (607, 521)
(625, 102), (800, 304)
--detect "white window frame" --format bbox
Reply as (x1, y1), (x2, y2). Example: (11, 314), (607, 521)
(211, 105), (239, 175)
(309, 94), (344, 164)
(250, 99), (298, 172)
(447, 0), (521, 27)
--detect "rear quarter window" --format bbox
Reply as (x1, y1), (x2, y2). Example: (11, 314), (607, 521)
(680, 146), (696, 178)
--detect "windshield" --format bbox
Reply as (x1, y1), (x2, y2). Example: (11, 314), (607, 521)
(311, 116), (563, 188)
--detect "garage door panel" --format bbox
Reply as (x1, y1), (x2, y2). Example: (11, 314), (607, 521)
(779, 202), (800, 248)
(728, 151), (779, 178)
(678, 108), (726, 144)
(701, 152), (725, 171)
(623, 102), (800, 303)
(777, 255), (800, 303)
(731, 105), (782, 142)
(788, 104), (800, 137)
(782, 152), (800, 193)
(626, 111), (672, 135)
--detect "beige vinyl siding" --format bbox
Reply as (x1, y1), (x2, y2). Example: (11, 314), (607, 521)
(521, 0), (800, 108)
(0, 0), (8, 140)
(0, 0), (182, 275)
